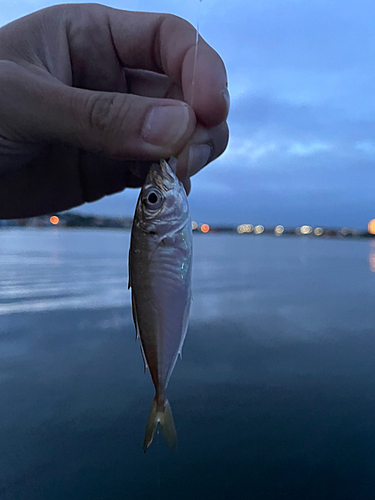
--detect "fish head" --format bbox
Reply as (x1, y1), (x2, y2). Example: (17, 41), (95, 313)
(134, 160), (190, 235)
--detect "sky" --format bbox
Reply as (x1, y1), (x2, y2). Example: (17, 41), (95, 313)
(1, 0), (375, 228)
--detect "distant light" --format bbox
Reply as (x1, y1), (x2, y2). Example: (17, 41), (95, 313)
(200, 224), (210, 233)
(368, 219), (375, 234)
(300, 225), (312, 235)
(237, 224), (253, 234)
(314, 227), (324, 236)
(341, 227), (351, 236)
(50, 216), (59, 225)
(254, 225), (264, 235)
(275, 225), (284, 236)
(191, 221), (198, 230)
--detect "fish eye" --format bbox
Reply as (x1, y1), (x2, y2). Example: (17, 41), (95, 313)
(143, 188), (164, 210)
(148, 192), (158, 204)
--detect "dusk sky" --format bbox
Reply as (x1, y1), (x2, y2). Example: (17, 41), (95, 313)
(2, 0), (375, 228)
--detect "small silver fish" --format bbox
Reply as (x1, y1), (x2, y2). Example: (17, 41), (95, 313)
(129, 159), (192, 452)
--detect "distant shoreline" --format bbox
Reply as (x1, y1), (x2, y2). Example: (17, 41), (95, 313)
(0, 219), (373, 239)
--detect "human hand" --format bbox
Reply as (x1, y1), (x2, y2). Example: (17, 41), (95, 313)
(0, 4), (229, 218)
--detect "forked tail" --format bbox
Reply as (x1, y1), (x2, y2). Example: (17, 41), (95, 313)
(143, 398), (177, 452)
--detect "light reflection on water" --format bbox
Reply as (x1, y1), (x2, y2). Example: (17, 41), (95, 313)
(0, 229), (375, 499)
(0, 230), (130, 314)
(369, 240), (375, 272)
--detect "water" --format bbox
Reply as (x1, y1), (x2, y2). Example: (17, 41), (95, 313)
(1, 229), (375, 499)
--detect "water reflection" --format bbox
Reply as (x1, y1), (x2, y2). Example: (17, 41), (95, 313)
(1, 230), (375, 499)
(369, 241), (375, 272)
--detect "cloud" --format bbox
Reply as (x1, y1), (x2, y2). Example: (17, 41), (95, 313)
(355, 141), (375, 154)
(288, 142), (333, 156)
(224, 137), (278, 164)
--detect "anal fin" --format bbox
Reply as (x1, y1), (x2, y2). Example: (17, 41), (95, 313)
(131, 292), (140, 340)
(139, 343), (148, 372)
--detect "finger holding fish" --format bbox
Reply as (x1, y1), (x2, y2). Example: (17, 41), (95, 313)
(123, 43), (230, 185)
(175, 121), (229, 182)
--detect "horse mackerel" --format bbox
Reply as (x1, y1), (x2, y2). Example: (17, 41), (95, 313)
(129, 159), (192, 451)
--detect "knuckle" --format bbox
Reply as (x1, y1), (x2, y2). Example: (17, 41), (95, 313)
(85, 93), (131, 157)
(87, 94), (116, 133)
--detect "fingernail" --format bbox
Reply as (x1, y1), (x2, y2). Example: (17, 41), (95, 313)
(188, 144), (212, 177)
(222, 87), (230, 116)
(142, 105), (190, 147)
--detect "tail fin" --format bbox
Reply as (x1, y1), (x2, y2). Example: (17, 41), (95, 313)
(143, 398), (177, 452)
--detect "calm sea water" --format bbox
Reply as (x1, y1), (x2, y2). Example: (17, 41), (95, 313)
(1, 229), (375, 499)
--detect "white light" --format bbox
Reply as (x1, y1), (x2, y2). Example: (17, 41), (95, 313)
(237, 224), (253, 234)
(254, 225), (264, 234)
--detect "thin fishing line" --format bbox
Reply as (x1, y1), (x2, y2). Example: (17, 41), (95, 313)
(156, 429), (161, 500)
(190, 0), (202, 108)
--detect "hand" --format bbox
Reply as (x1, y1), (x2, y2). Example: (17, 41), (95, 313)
(0, 4), (229, 218)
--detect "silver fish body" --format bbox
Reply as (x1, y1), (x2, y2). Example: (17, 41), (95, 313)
(129, 160), (192, 451)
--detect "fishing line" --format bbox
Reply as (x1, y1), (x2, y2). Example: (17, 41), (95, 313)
(156, 429), (161, 500)
(190, 0), (202, 108)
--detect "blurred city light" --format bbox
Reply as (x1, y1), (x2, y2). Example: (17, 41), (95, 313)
(300, 225), (312, 235)
(314, 227), (324, 236)
(237, 224), (253, 234)
(275, 225), (284, 236)
(200, 224), (210, 233)
(50, 216), (59, 225)
(254, 225), (264, 235)
(368, 219), (375, 234)
(191, 221), (198, 230)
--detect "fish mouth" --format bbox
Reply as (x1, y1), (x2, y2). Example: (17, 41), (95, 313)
(146, 160), (176, 192)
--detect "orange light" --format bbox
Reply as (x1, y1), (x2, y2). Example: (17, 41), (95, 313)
(200, 224), (210, 233)
(50, 216), (59, 225)
(368, 219), (375, 234)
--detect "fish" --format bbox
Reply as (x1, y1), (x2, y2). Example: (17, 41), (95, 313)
(129, 159), (192, 452)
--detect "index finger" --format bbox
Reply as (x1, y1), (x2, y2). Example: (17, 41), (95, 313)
(105, 9), (229, 127)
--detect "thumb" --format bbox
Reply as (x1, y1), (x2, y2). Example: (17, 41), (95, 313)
(0, 61), (196, 160)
